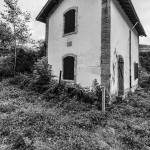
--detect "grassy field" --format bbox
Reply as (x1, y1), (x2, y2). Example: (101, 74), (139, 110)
(0, 79), (150, 150)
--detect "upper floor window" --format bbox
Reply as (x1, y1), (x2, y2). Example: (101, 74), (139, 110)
(64, 8), (77, 35)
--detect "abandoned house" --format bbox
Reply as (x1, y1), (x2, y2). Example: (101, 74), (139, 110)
(36, 0), (146, 99)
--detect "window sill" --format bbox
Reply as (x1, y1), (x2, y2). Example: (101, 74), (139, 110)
(63, 30), (78, 37)
(63, 79), (76, 84)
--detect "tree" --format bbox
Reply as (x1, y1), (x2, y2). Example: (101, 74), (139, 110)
(0, 0), (31, 75)
(36, 40), (47, 58)
(0, 21), (13, 50)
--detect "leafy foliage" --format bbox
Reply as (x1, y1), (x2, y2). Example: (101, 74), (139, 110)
(36, 40), (47, 58)
(1, 0), (31, 45)
(0, 0), (31, 75)
(0, 48), (38, 78)
(9, 73), (31, 89)
(15, 48), (37, 73)
(140, 52), (150, 73)
(42, 80), (104, 109)
(139, 66), (150, 90)
(1, 76), (150, 149)
(0, 21), (13, 49)
(29, 57), (54, 93)
(0, 103), (17, 114)
(0, 55), (14, 78)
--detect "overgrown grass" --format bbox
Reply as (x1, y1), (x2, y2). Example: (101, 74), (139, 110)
(0, 76), (150, 150)
(0, 79), (116, 150)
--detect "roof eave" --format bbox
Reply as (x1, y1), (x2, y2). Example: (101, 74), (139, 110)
(36, 16), (46, 23)
(36, 0), (56, 23)
(117, 0), (146, 37)
(36, 0), (146, 36)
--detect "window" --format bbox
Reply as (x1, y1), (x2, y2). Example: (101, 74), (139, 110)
(63, 56), (75, 80)
(134, 63), (139, 79)
(64, 8), (77, 35)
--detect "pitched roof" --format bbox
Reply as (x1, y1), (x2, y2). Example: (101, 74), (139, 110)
(116, 0), (146, 36)
(36, 0), (146, 36)
(36, 0), (60, 23)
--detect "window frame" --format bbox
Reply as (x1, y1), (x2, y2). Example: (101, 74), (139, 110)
(63, 7), (78, 37)
(62, 54), (77, 83)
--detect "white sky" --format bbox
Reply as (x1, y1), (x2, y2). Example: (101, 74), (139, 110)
(0, 0), (150, 44)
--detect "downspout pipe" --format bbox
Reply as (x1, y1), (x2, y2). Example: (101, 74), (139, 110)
(129, 22), (138, 90)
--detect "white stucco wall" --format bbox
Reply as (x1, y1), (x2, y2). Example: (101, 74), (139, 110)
(110, 0), (139, 96)
(47, 0), (101, 87)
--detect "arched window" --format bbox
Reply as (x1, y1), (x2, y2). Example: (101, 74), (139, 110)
(63, 56), (75, 80)
(64, 8), (77, 35)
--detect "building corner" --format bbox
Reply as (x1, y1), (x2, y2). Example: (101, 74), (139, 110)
(101, 0), (111, 96)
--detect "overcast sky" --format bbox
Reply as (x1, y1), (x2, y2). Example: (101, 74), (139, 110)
(0, 0), (149, 44)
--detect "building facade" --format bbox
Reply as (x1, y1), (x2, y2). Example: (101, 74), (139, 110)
(37, 0), (146, 99)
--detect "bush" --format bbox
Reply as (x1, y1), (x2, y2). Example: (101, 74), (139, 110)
(0, 48), (37, 78)
(140, 76), (150, 89)
(15, 48), (37, 73)
(139, 66), (150, 90)
(8, 57), (55, 93)
(29, 57), (54, 93)
(9, 73), (31, 89)
(140, 52), (150, 73)
(0, 55), (14, 78)
(42, 81), (104, 109)
(42, 81), (67, 101)
(0, 103), (17, 114)
(72, 110), (108, 131)
(36, 40), (46, 58)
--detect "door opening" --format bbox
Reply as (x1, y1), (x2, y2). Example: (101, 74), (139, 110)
(63, 56), (75, 80)
(118, 55), (124, 96)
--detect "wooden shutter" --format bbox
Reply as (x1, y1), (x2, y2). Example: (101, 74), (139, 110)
(134, 63), (138, 79)
(118, 58), (124, 96)
(64, 9), (76, 34)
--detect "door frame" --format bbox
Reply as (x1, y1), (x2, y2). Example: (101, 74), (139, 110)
(62, 53), (77, 83)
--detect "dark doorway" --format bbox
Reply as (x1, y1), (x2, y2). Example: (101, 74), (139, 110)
(63, 56), (75, 80)
(118, 56), (124, 96)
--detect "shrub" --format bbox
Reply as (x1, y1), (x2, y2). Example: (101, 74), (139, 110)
(36, 40), (46, 58)
(119, 129), (144, 149)
(42, 81), (104, 109)
(0, 48), (37, 78)
(8, 57), (55, 93)
(61, 83), (99, 105)
(139, 66), (150, 90)
(0, 55), (14, 78)
(42, 81), (67, 101)
(15, 48), (37, 73)
(29, 57), (54, 93)
(9, 73), (31, 89)
(71, 110), (108, 131)
(0, 103), (17, 114)
(140, 52), (150, 73)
